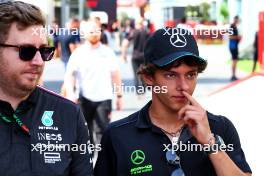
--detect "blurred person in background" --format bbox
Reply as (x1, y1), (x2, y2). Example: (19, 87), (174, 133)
(93, 16), (109, 45)
(110, 19), (121, 54)
(252, 32), (258, 73)
(121, 19), (134, 62)
(229, 16), (241, 81)
(51, 20), (60, 58)
(57, 18), (81, 68)
(63, 20), (122, 149)
(130, 18), (150, 96)
(59, 18), (81, 96)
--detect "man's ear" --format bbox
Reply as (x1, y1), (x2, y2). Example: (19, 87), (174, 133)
(141, 74), (154, 86)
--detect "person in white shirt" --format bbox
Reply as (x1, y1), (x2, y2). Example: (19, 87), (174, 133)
(64, 20), (122, 146)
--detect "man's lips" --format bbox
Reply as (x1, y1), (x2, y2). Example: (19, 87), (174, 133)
(23, 69), (42, 78)
(24, 71), (41, 76)
(171, 95), (187, 101)
(23, 69), (42, 75)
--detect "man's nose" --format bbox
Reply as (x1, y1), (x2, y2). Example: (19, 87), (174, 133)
(176, 77), (190, 91)
(31, 51), (44, 65)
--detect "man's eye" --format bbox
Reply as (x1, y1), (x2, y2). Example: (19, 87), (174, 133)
(186, 73), (197, 79)
(165, 73), (176, 78)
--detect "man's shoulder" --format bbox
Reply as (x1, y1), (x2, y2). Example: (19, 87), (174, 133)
(69, 44), (88, 59)
(36, 86), (78, 108)
(207, 111), (225, 120)
(73, 44), (87, 53)
(207, 111), (236, 134)
(207, 111), (232, 124)
(107, 111), (139, 131)
(99, 44), (115, 54)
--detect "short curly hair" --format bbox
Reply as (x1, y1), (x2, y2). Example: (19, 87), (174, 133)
(138, 56), (208, 77)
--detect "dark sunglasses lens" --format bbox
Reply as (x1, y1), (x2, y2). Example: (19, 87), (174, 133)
(40, 47), (55, 61)
(19, 46), (37, 61)
(171, 168), (185, 176)
(166, 150), (180, 165)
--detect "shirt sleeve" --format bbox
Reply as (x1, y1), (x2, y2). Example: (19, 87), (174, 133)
(94, 129), (117, 176)
(107, 49), (119, 72)
(64, 50), (79, 101)
(223, 118), (252, 173)
(70, 108), (94, 176)
(69, 33), (81, 44)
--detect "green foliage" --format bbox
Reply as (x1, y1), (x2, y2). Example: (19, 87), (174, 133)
(220, 2), (229, 21)
(200, 2), (210, 21)
(185, 2), (211, 21)
(118, 12), (129, 27)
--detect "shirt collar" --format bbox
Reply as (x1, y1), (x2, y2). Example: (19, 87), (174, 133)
(135, 101), (220, 144)
(0, 87), (39, 115)
(135, 101), (153, 129)
(135, 101), (193, 142)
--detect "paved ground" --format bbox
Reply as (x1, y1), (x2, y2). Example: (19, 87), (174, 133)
(200, 74), (264, 175)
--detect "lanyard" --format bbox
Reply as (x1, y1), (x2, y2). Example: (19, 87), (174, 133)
(0, 112), (30, 135)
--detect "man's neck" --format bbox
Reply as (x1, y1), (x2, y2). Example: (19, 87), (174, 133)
(0, 87), (30, 110)
(149, 100), (184, 133)
(86, 41), (100, 49)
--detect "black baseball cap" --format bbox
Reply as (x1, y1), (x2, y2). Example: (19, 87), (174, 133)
(144, 27), (207, 67)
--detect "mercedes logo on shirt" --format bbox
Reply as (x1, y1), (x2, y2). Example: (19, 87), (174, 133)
(170, 31), (187, 48)
(130, 150), (145, 165)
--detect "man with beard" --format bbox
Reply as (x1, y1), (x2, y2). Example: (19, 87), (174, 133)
(0, 1), (93, 175)
(64, 20), (122, 148)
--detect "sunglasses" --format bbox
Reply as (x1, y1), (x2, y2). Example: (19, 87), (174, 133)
(0, 43), (55, 61)
(166, 150), (185, 176)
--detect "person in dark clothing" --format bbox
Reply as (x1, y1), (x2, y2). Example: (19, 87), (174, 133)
(100, 23), (109, 45)
(57, 18), (81, 67)
(93, 17), (109, 45)
(229, 16), (241, 81)
(0, 1), (93, 175)
(95, 27), (252, 176)
(130, 19), (149, 95)
(252, 32), (258, 73)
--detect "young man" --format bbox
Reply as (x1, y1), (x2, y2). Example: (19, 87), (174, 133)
(95, 27), (252, 176)
(63, 20), (122, 146)
(0, 1), (93, 175)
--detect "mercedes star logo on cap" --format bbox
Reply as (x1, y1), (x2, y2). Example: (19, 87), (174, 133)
(170, 31), (187, 48)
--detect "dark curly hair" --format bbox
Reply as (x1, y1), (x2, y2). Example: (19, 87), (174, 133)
(138, 56), (208, 77)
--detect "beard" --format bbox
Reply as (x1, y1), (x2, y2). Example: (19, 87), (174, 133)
(88, 36), (100, 45)
(0, 66), (42, 98)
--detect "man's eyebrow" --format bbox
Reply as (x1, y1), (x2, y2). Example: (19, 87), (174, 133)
(40, 44), (49, 47)
(187, 69), (199, 73)
(15, 43), (49, 47)
(165, 69), (198, 74)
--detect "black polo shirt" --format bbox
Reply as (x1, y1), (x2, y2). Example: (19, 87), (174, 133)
(0, 86), (93, 176)
(95, 101), (251, 176)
